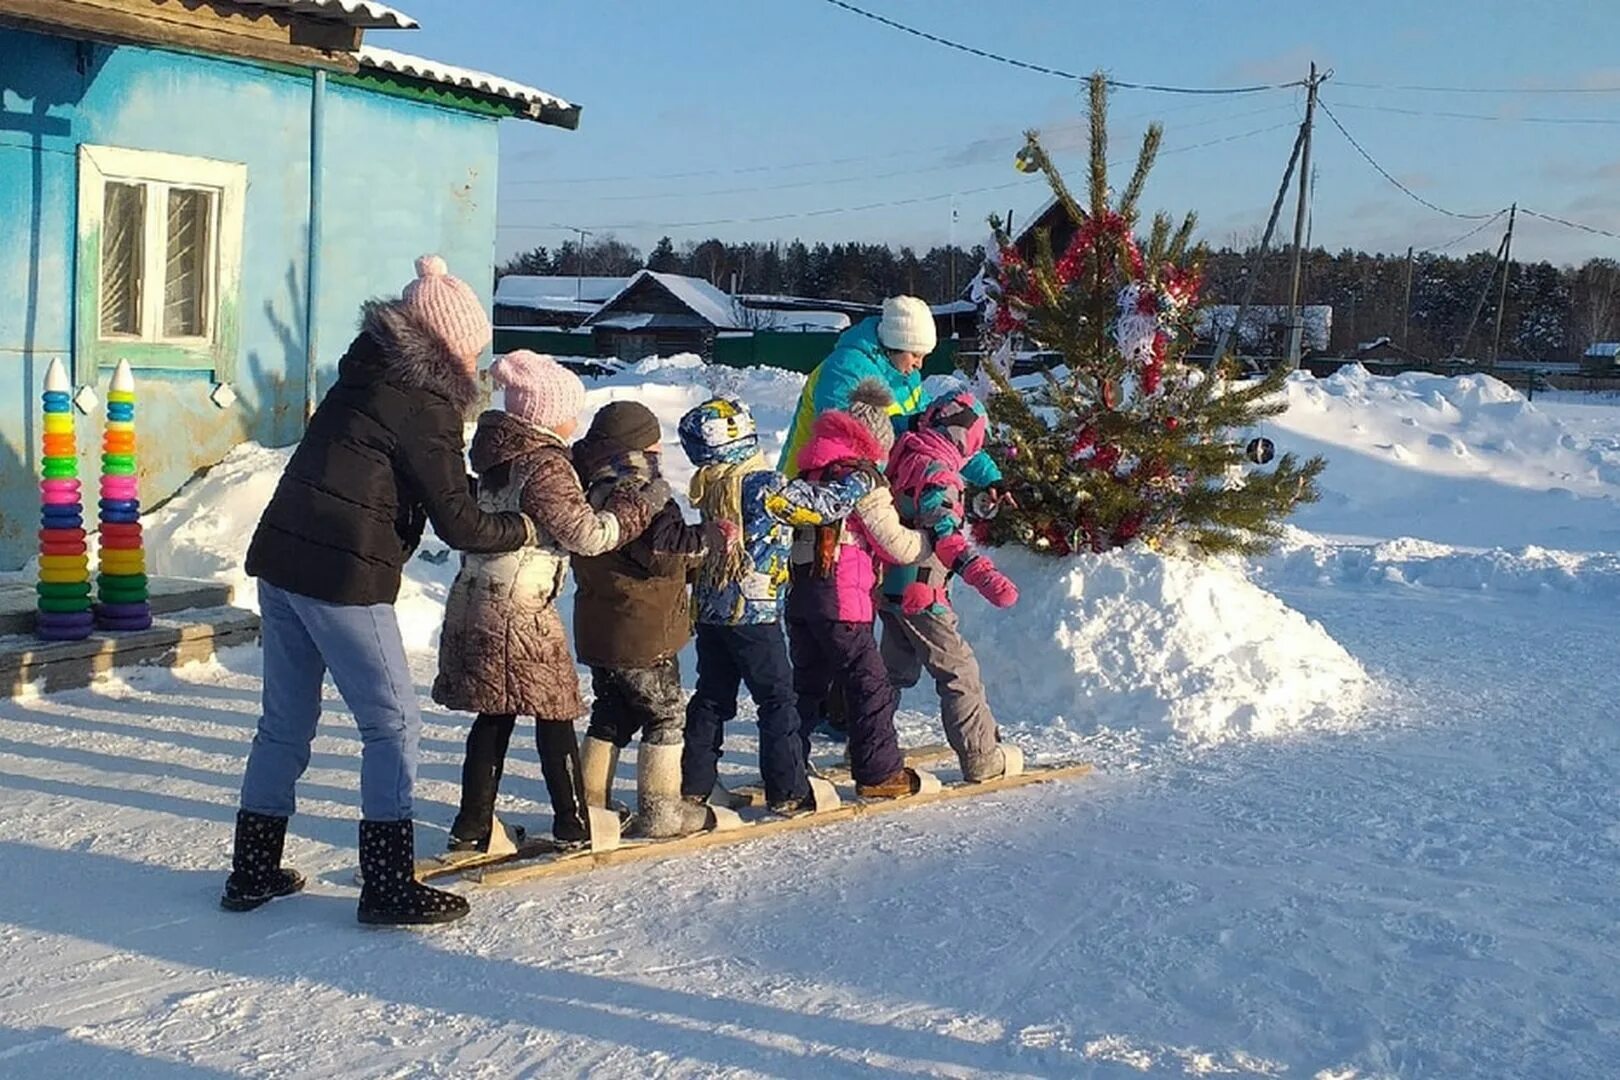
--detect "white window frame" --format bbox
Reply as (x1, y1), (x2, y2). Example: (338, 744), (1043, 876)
(76, 144), (246, 384)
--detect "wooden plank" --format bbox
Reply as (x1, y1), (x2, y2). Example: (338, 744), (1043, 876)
(0, 608), (260, 696)
(727, 743), (959, 807)
(475, 762), (1093, 889)
(0, 0), (360, 72)
(0, 577), (234, 637)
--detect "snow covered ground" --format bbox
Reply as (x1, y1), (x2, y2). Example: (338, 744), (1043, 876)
(1, 361), (1617, 1077)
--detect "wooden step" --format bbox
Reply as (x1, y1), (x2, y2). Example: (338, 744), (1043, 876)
(0, 606), (261, 696)
(0, 577), (236, 637)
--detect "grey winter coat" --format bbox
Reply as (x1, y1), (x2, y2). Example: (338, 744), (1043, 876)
(433, 412), (656, 719)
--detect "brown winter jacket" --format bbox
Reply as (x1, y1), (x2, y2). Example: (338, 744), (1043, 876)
(571, 438), (708, 669)
(432, 412), (657, 719)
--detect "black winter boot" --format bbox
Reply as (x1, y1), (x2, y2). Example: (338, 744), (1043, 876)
(221, 810), (306, 912)
(537, 721), (590, 847)
(357, 819), (469, 927)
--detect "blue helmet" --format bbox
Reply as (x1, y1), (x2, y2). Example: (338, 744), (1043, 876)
(678, 397), (759, 466)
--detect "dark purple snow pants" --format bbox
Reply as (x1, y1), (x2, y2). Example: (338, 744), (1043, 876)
(784, 613), (904, 786)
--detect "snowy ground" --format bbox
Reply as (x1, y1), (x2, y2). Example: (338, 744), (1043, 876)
(1, 362), (1617, 1077)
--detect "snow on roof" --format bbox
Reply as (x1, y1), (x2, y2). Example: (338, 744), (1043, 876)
(1584, 342), (1620, 358)
(753, 310), (850, 332)
(356, 46), (578, 126)
(588, 271), (742, 329)
(495, 275), (627, 307)
(233, 0), (418, 29)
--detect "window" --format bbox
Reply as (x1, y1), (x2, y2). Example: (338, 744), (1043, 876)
(76, 145), (245, 384)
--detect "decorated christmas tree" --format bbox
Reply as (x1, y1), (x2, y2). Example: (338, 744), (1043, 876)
(971, 74), (1324, 558)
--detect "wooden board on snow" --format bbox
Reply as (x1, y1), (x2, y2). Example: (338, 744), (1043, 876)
(725, 742), (960, 807)
(472, 760), (1092, 889)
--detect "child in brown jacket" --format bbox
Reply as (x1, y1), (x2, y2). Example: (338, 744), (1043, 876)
(434, 352), (660, 852)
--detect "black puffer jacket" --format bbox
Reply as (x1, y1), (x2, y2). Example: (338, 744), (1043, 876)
(246, 300), (531, 606)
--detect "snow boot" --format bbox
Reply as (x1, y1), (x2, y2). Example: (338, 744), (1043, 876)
(581, 735), (632, 822)
(856, 767), (942, 800)
(963, 744), (1025, 784)
(221, 809), (306, 912)
(357, 819), (469, 927)
(636, 742), (729, 838)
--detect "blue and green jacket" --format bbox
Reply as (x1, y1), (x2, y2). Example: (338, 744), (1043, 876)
(777, 317), (1001, 488)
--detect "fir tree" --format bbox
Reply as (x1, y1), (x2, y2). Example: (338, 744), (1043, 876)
(972, 74), (1324, 558)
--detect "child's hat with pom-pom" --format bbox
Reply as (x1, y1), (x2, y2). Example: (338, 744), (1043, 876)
(489, 351), (586, 431)
(401, 254), (492, 360)
(846, 378), (897, 454)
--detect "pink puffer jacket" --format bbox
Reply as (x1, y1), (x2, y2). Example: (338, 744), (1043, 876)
(787, 411), (929, 624)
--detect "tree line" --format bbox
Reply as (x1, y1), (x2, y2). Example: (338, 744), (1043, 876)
(498, 235), (1620, 362)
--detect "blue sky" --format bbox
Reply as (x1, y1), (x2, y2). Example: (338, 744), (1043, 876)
(394, 0), (1620, 267)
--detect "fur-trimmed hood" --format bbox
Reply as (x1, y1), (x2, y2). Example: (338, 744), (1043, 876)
(798, 409), (887, 472)
(468, 409), (566, 474)
(341, 299), (481, 416)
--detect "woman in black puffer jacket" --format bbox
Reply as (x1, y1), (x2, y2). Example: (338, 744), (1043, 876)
(225, 255), (533, 928)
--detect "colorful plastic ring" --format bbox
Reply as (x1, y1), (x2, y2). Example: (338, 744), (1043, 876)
(41, 478), (82, 493)
(95, 601), (151, 618)
(40, 542), (88, 557)
(36, 609), (94, 626)
(37, 581), (92, 597)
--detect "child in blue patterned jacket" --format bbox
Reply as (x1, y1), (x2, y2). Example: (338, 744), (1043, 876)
(677, 396), (870, 816)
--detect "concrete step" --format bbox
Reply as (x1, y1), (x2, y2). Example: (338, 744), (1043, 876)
(0, 577), (236, 637)
(0, 606), (261, 697)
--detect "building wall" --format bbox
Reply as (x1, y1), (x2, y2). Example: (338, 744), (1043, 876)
(0, 28), (500, 570)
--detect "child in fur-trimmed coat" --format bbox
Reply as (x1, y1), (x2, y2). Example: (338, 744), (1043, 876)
(785, 380), (934, 800)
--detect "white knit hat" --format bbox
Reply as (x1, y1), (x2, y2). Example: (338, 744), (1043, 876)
(876, 295), (937, 356)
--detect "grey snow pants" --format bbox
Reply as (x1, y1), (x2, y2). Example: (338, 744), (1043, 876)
(878, 606), (1001, 780)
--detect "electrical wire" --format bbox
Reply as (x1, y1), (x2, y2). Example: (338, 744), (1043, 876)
(1431, 210), (1509, 251)
(1316, 100), (1501, 219)
(1328, 99), (1620, 126)
(497, 121), (1297, 232)
(1520, 208), (1620, 240)
(816, 0), (1303, 94)
(1335, 79), (1620, 95)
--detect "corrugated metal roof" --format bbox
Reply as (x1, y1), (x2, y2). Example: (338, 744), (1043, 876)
(233, 0), (418, 30)
(357, 45), (578, 126)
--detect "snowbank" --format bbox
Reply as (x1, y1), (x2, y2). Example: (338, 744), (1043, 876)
(950, 546), (1368, 750)
(1270, 366), (1620, 550)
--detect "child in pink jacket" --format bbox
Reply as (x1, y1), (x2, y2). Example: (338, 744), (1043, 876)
(784, 380), (932, 799)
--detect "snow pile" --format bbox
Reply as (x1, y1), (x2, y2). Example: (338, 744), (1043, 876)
(1261, 530), (1620, 602)
(949, 546), (1368, 750)
(1269, 366), (1620, 550)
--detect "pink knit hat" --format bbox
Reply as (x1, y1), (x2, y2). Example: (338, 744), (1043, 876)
(489, 350), (586, 430)
(401, 254), (492, 360)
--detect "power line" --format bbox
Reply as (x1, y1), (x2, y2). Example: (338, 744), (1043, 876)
(1328, 99), (1620, 127)
(815, 0), (1303, 94)
(503, 106), (1296, 204)
(1520, 208), (1620, 241)
(509, 97), (1276, 186)
(1335, 78), (1620, 95)
(1316, 100), (1502, 219)
(498, 121), (1296, 233)
(1432, 210), (1509, 251)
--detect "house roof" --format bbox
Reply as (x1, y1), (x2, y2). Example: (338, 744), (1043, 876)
(587, 271), (741, 329)
(356, 45), (579, 128)
(1585, 342), (1620, 358)
(233, 0), (418, 29)
(495, 276), (629, 307)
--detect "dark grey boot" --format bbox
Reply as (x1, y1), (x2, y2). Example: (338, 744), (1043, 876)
(221, 810), (306, 912)
(356, 819), (469, 927)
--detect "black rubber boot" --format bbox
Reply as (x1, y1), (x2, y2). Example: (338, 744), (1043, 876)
(537, 722), (591, 847)
(221, 810), (306, 912)
(357, 819), (469, 927)
(449, 713), (517, 849)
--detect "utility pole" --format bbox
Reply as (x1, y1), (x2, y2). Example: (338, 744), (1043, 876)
(1487, 203), (1517, 373)
(1213, 122), (1305, 368)
(567, 226), (593, 300)
(1286, 62), (1325, 371)
(1401, 245), (1414, 348)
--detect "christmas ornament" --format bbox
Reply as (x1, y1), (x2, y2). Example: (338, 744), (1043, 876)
(95, 360), (152, 631)
(1245, 436), (1276, 465)
(1221, 463), (1248, 491)
(1014, 145), (1040, 173)
(36, 359), (93, 641)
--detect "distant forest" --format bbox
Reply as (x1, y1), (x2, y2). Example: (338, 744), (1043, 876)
(499, 235), (1620, 362)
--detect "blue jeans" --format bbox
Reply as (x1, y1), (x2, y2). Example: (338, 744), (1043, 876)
(239, 581), (419, 821)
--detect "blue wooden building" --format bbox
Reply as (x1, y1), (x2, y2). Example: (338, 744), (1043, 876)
(0, 0), (579, 570)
